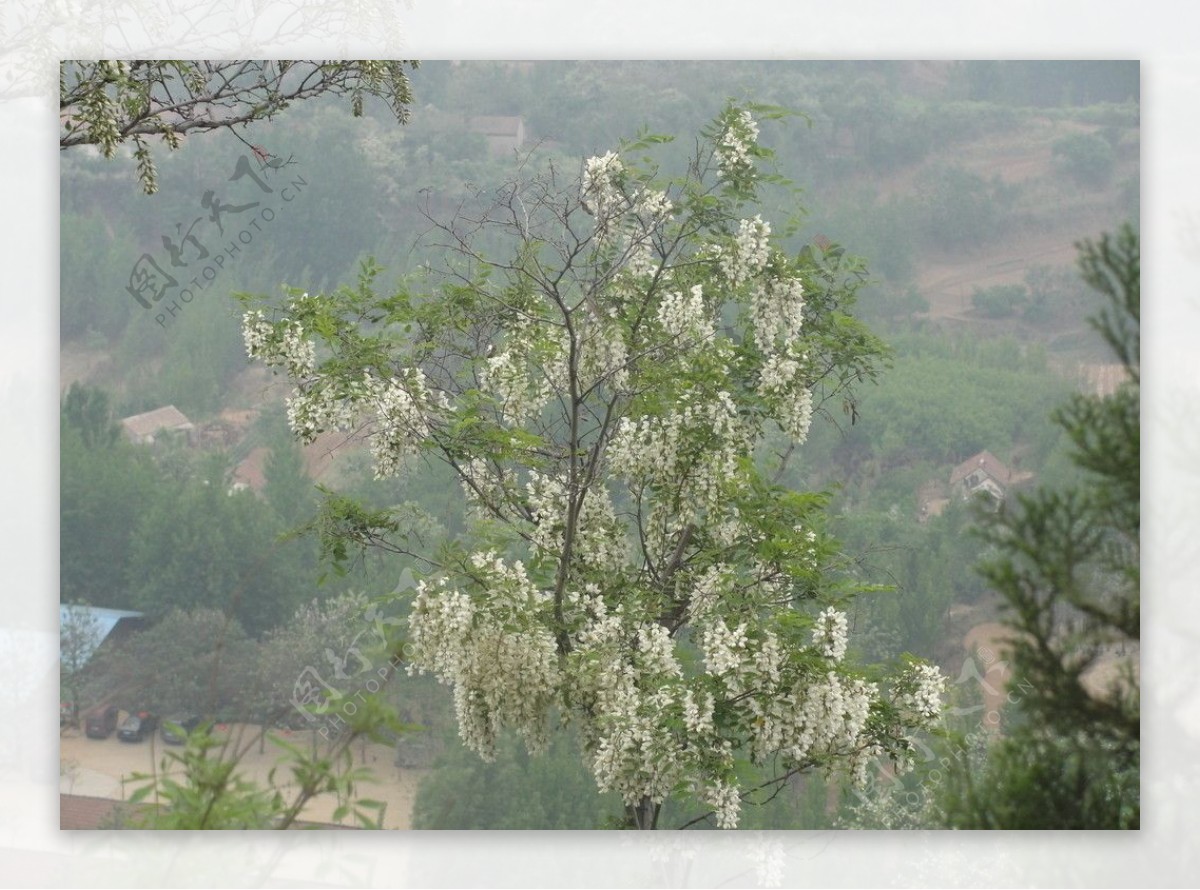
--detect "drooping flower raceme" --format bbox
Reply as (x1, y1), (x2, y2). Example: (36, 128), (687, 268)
(718, 216), (772, 288)
(243, 309), (316, 379)
(715, 108), (760, 181)
(899, 663), (948, 721)
(368, 370), (434, 479)
(750, 274), (806, 353)
(581, 150), (627, 243)
(656, 284), (714, 345)
(407, 553), (561, 760)
(813, 607), (849, 662)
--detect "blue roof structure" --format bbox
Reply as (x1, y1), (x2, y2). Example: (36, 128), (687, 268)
(59, 604), (143, 664)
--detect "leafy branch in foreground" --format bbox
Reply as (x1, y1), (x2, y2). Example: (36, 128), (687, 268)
(125, 693), (402, 829)
(61, 60), (418, 193)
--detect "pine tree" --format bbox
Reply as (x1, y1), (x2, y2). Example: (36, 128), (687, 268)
(943, 225), (1139, 829)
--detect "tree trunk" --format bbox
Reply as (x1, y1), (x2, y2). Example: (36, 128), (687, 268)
(626, 796), (660, 830)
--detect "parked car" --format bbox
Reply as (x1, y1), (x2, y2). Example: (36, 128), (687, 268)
(160, 714), (202, 745)
(117, 710), (159, 742)
(84, 705), (120, 739)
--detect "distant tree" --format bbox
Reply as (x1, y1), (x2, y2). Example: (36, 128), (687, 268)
(916, 164), (1016, 249)
(942, 225), (1139, 828)
(125, 454), (312, 636)
(1053, 132), (1117, 189)
(412, 729), (624, 829)
(253, 592), (394, 733)
(60, 60), (418, 193)
(84, 608), (256, 717)
(61, 383), (120, 449)
(262, 426), (318, 529)
(970, 283), (1029, 319)
(60, 601), (104, 725)
(60, 417), (161, 608)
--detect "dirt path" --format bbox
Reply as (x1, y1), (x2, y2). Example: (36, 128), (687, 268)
(60, 723), (425, 829)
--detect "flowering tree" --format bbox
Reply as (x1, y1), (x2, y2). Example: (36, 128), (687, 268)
(241, 104), (945, 829)
(61, 60), (417, 193)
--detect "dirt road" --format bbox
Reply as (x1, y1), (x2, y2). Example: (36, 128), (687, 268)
(60, 723), (424, 829)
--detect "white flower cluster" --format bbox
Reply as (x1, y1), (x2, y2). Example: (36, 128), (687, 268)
(716, 109), (760, 181)
(481, 341), (554, 425)
(752, 669), (877, 770)
(570, 595), (686, 807)
(750, 277), (811, 444)
(813, 607), (849, 662)
(685, 563), (736, 624)
(692, 608), (885, 818)
(900, 663), (947, 721)
(284, 383), (358, 444)
(750, 275), (806, 353)
(525, 471), (628, 572)
(656, 284), (714, 346)
(608, 389), (749, 519)
(779, 386), (814, 445)
(406, 555), (560, 760)
(369, 370), (434, 479)
(581, 151), (627, 242)
(700, 619), (749, 678)
(242, 310), (317, 379)
(706, 778), (742, 829)
(624, 241), (660, 280)
(718, 216), (772, 288)
(459, 458), (509, 518)
(577, 319), (631, 393)
(243, 307), (450, 476)
(634, 188), (674, 226)
(682, 688), (715, 735)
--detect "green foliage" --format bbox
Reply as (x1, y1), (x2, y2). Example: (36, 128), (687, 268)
(59, 213), (138, 341)
(127, 716), (392, 829)
(125, 454), (313, 637)
(61, 60), (418, 193)
(61, 382), (119, 449)
(84, 607), (255, 716)
(941, 225), (1139, 829)
(915, 164), (1019, 249)
(145, 299), (247, 416)
(828, 335), (1070, 468)
(60, 409), (161, 608)
(1053, 132), (1116, 188)
(263, 436), (318, 529)
(413, 729), (624, 829)
(836, 501), (987, 662)
(942, 724), (1137, 829)
(970, 283), (1029, 318)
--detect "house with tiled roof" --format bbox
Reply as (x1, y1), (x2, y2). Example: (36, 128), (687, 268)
(949, 450), (1014, 505)
(119, 405), (196, 446)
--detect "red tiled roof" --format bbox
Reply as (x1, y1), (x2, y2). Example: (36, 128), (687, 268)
(60, 793), (359, 829)
(60, 794), (145, 829)
(233, 446), (270, 492)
